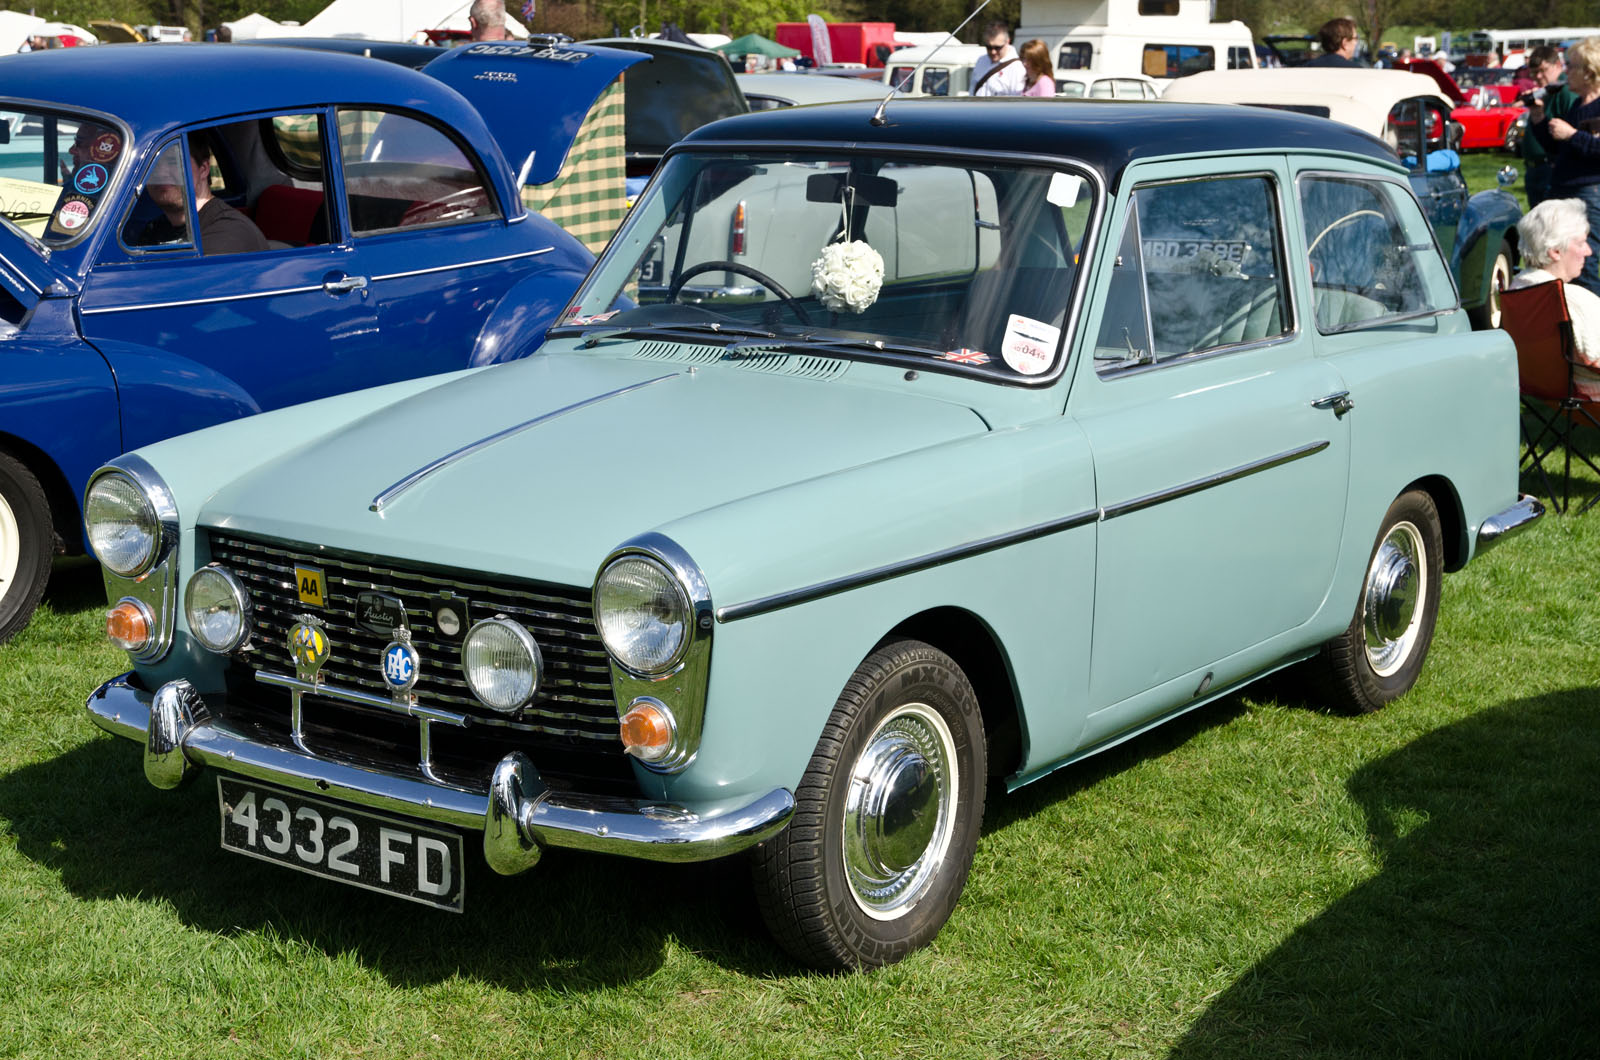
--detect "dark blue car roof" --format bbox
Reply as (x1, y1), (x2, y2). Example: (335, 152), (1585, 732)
(0, 43), (478, 136)
(680, 98), (1403, 186)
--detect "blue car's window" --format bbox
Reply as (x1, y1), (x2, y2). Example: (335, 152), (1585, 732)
(0, 109), (128, 247)
(1096, 174), (1291, 373)
(562, 150), (1097, 381)
(1298, 175), (1456, 333)
(121, 141), (195, 253)
(337, 109), (498, 236)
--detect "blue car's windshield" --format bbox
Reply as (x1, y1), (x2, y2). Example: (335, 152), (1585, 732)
(0, 107), (128, 246)
(559, 149), (1098, 380)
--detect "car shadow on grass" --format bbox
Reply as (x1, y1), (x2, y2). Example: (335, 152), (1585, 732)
(0, 736), (795, 987)
(1167, 687), (1600, 1058)
(44, 556), (109, 613)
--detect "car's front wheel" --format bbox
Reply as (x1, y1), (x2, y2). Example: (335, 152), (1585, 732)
(0, 452), (53, 644)
(1468, 239), (1514, 330)
(1320, 491), (1444, 713)
(751, 639), (986, 970)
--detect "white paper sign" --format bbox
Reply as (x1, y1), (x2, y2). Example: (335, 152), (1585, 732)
(1001, 314), (1059, 376)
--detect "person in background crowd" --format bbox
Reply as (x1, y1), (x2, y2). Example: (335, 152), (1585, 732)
(17, 34), (48, 52)
(469, 0), (510, 42)
(1521, 44), (1577, 208)
(1306, 17), (1361, 68)
(973, 21), (1024, 96)
(1019, 39), (1055, 97)
(1511, 198), (1600, 399)
(1540, 35), (1600, 295)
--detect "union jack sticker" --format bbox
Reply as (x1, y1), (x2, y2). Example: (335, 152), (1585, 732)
(939, 348), (990, 365)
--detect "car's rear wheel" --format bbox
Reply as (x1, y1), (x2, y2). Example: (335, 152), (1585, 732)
(0, 452), (53, 644)
(1319, 491), (1444, 713)
(1468, 239), (1514, 330)
(751, 639), (986, 970)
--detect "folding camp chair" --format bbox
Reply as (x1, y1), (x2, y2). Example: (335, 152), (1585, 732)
(1499, 279), (1600, 514)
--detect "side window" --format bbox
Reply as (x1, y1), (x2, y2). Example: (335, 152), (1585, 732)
(1143, 44), (1215, 79)
(1057, 79), (1088, 98)
(923, 69), (951, 97)
(120, 140), (194, 252)
(1095, 174), (1290, 374)
(1298, 175), (1456, 332)
(1058, 43), (1092, 70)
(336, 108), (499, 236)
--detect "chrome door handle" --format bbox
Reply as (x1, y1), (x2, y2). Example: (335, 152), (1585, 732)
(323, 275), (369, 293)
(1312, 391), (1354, 417)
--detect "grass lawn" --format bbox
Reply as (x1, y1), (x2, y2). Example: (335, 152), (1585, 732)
(1, 166), (1595, 1059)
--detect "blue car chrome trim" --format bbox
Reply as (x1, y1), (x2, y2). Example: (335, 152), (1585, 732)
(80, 283), (327, 314)
(718, 440), (1330, 623)
(1475, 494), (1544, 555)
(371, 247), (553, 282)
(87, 674), (795, 867)
(0, 249), (44, 293)
(369, 373), (679, 513)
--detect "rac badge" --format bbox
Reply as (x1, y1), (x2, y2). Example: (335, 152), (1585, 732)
(289, 617), (331, 683)
(381, 629), (421, 698)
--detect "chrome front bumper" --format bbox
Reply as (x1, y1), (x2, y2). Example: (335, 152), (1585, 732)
(86, 673), (794, 874)
(1476, 493), (1545, 556)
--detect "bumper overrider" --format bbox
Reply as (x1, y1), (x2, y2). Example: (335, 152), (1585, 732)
(87, 673), (795, 873)
(1476, 494), (1545, 555)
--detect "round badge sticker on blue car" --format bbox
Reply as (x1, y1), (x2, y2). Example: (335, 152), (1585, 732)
(381, 638), (421, 695)
(74, 163), (110, 196)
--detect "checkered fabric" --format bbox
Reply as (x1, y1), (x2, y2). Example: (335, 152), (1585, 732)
(521, 77), (628, 254)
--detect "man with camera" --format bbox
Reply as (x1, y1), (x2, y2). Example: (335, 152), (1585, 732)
(1522, 45), (1578, 208)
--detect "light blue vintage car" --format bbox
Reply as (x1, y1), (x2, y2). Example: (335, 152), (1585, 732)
(83, 99), (1541, 970)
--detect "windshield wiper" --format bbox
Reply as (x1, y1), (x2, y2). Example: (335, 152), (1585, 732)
(722, 335), (942, 361)
(546, 321), (778, 348)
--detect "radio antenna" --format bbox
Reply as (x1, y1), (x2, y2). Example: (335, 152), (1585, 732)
(870, 0), (995, 127)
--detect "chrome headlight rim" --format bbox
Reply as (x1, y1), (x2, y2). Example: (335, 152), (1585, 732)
(593, 551), (695, 677)
(83, 457), (178, 579)
(460, 615), (544, 714)
(183, 563), (253, 654)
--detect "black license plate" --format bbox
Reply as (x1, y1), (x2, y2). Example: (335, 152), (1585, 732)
(217, 777), (464, 912)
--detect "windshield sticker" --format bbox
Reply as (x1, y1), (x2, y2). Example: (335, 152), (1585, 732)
(1047, 172), (1083, 208)
(89, 131), (122, 163)
(73, 163), (109, 196)
(49, 195), (92, 236)
(0, 178), (56, 220)
(1001, 314), (1059, 376)
(939, 348), (991, 365)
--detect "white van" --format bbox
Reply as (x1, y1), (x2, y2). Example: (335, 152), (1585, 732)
(1016, 0), (1255, 89)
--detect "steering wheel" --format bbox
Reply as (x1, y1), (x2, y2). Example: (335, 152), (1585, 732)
(666, 260), (812, 325)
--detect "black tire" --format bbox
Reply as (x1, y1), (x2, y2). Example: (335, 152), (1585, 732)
(751, 640), (986, 970)
(1467, 239), (1514, 330)
(1320, 491), (1444, 714)
(0, 452), (54, 644)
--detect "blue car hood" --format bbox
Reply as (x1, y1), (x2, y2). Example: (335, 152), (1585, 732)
(425, 41), (648, 186)
(200, 352), (989, 589)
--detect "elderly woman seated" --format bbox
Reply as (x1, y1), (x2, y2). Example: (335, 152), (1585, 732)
(1511, 197), (1600, 399)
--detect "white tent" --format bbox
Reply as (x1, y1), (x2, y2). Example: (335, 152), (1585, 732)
(233, 0), (525, 43)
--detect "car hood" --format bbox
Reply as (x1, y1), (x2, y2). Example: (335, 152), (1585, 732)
(0, 226), (71, 310)
(200, 351), (989, 587)
(425, 41), (649, 185)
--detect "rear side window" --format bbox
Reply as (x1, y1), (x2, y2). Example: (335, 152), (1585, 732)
(1298, 175), (1456, 332)
(1095, 174), (1291, 373)
(337, 109), (498, 236)
(1143, 44), (1215, 78)
(1058, 42), (1092, 69)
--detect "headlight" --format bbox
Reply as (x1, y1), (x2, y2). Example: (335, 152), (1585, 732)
(461, 617), (543, 713)
(84, 472), (160, 577)
(594, 555), (690, 674)
(184, 565), (252, 653)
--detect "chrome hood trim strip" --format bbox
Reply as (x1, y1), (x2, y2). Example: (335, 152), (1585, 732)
(369, 372), (679, 513)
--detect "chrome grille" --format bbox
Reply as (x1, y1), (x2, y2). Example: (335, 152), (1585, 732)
(207, 532), (618, 743)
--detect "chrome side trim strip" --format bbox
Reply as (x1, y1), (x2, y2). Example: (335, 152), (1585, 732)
(369, 373), (678, 513)
(1474, 494), (1544, 556)
(371, 247), (553, 282)
(716, 508), (1100, 623)
(1100, 440), (1329, 520)
(255, 671), (472, 727)
(717, 440), (1329, 623)
(81, 283), (325, 315)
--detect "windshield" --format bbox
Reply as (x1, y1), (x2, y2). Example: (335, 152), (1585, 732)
(559, 150), (1096, 380)
(0, 108), (128, 245)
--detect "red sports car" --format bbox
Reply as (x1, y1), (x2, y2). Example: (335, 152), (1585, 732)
(1397, 57), (1525, 151)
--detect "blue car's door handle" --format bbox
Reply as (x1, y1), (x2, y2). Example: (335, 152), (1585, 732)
(322, 275), (369, 294)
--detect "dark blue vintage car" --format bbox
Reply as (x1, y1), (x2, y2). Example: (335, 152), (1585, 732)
(0, 41), (648, 640)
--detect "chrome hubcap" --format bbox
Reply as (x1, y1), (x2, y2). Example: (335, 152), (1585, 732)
(1363, 520), (1427, 677)
(842, 703), (958, 920)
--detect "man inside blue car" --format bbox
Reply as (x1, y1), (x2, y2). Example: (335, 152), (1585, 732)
(136, 133), (268, 255)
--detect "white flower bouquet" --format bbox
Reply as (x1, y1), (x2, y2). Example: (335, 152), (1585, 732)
(810, 239), (884, 314)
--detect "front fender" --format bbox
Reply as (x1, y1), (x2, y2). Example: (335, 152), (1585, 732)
(1456, 188), (1521, 309)
(467, 264), (591, 367)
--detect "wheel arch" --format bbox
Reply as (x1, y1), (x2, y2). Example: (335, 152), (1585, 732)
(0, 431), (79, 555)
(881, 606), (1024, 779)
(1403, 473), (1466, 571)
